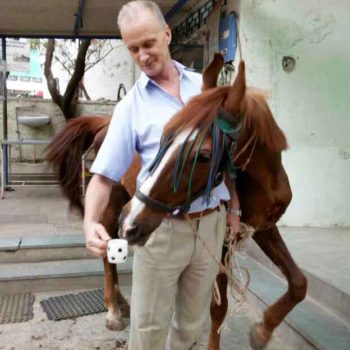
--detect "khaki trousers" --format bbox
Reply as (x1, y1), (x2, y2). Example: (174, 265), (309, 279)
(128, 205), (226, 350)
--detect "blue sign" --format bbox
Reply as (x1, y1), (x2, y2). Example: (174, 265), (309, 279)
(219, 12), (238, 63)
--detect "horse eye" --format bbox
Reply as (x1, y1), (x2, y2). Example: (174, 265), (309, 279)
(197, 153), (210, 163)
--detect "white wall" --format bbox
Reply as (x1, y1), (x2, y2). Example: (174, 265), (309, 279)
(84, 41), (136, 100)
(0, 98), (116, 161)
(227, 0), (350, 226)
(41, 40), (137, 101)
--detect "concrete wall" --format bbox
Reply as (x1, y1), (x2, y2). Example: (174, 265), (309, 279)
(226, 0), (350, 226)
(0, 98), (115, 161)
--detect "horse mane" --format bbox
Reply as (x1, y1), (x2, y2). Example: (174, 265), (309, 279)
(163, 86), (288, 152)
(164, 87), (230, 137)
(243, 89), (288, 152)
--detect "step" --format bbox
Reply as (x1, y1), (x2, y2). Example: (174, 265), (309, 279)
(10, 172), (57, 180)
(0, 258), (132, 294)
(0, 235), (93, 263)
(9, 180), (59, 185)
(237, 254), (350, 350)
(244, 239), (350, 325)
(7, 173), (59, 185)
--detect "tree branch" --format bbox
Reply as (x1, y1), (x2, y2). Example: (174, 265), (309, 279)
(44, 39), (62, 107)
(81, 83), (91, 100)
(61, 39), (91, 119)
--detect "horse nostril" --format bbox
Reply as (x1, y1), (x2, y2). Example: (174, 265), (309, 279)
(125, 224), (138, 237)
(268, 202), (287, 222)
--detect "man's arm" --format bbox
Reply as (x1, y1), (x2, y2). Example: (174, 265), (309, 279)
(84, 98), (137, 257)
(83, 174), (114, 257)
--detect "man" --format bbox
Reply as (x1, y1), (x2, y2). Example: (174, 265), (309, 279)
(83, 1), (240, 349)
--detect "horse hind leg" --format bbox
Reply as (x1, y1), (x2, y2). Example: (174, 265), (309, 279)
(207, 245), (230, 350)
(250, 225), (307, 349)
(208, 272), (228, 350)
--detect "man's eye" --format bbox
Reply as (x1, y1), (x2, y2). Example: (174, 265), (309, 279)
(129, 47), (138, 54)
(197, 153), (210, 163)
(144, 40), (156, 49)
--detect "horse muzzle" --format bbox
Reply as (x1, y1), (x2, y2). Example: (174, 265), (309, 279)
(118, 207), (161, 246)
(119, 223), (151, 246)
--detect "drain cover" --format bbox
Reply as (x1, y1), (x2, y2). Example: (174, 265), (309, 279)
(40, 288), (106, 321)
(0, 293), (35, 324)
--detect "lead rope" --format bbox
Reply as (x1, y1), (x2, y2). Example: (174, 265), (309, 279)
(184, 213), (255, 334)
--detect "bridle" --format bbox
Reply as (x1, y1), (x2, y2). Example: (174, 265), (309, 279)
(135, 172), (224, 215)
(234, 133), (258, 172)
(135, 109), (244, 215)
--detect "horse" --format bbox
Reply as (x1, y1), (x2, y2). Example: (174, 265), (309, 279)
(47, 53), (307, 349)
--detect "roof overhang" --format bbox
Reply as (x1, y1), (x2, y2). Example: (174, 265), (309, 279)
(0, 0), (200, 39)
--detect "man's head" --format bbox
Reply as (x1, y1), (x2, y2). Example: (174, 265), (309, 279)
(118, 1), (172, 78)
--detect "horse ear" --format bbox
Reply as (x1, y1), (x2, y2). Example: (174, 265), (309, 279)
(202, 53), (224, 90)
(224, 61), (246, 114)
(232, 61), (246, 92)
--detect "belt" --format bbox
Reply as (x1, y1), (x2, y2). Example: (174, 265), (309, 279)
(170, 205), (221, 220)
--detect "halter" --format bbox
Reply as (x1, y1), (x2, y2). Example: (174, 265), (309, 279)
(135, 110), (242, 215)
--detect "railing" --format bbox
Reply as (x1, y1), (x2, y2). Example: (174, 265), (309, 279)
(1, 139), (52, 199)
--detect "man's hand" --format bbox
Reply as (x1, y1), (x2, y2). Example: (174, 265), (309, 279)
(83, 221), (111, 258)
(83, 174), (114, 258)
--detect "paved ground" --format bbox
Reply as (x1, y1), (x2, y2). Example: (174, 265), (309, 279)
(0, 287), (292, 350)
(0, 185), (83, 237)
(281, 226), (350, 296)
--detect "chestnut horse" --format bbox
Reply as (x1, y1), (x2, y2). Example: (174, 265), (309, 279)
(47, 54), (307, 349)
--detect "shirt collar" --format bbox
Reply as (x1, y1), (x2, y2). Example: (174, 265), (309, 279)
(139, 60), (187, 89)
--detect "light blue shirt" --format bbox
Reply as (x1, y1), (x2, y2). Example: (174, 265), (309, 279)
(90, 61), (230, 212)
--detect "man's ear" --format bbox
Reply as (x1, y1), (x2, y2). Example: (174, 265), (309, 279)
(165, 25), (172, 45)
(202, 53), (224, 91)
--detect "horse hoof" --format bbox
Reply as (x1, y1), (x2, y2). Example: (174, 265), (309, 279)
(106, 314), (126, 331)
(249, 323), (268, 350)
(120, 303), (130, 318)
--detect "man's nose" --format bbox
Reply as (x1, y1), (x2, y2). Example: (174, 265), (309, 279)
(139, 50), (150, 63)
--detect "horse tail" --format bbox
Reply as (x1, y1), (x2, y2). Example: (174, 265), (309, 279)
(46, 115), (111, 215)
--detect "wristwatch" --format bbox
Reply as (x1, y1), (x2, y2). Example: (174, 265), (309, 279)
(227, 208), (242, 216)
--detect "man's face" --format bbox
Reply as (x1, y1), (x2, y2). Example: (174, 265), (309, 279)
(120, 12), (171, 78)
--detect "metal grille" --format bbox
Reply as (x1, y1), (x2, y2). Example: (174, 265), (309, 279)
(172, 0), (215, 44)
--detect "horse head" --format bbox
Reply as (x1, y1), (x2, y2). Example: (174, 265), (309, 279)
(119, 53), (292, 245)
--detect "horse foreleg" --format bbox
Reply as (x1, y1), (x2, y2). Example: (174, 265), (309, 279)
(103, 258), (127, 331)
(250, 225), (307, 349)
(102, 184), (131, 331)
(208, 272), (228, 350)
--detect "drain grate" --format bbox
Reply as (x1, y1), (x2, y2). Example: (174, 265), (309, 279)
(0, 293), (35, 324)
(40, 288), (106, 321)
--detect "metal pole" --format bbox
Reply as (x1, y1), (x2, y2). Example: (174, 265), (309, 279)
(1, 37), (9, 189)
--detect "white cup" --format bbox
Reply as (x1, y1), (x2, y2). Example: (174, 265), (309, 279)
(107, 239), (128, 264)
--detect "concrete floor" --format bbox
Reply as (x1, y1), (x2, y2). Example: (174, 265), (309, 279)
(280, 226), (350, 296)
(0, 184), (83, 237)
(0, 287), (292, 350)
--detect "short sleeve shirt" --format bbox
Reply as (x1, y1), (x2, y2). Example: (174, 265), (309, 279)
(90, 60), (230, 212)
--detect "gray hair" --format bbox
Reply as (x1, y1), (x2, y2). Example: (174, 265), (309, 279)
(117, 1), (167, 30)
